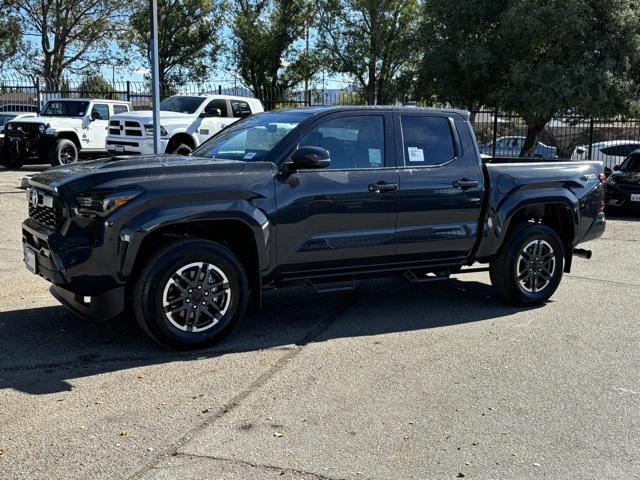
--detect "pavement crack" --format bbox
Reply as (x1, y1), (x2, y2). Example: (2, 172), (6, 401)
(126, 293), (359, 480)
(173, 453), (345, 480)
(567, 274), (640, 288)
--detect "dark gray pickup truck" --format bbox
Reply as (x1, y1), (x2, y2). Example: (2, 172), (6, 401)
(22, 106), (606, 348)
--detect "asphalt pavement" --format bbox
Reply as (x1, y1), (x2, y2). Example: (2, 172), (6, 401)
(0, 165), (638, 479)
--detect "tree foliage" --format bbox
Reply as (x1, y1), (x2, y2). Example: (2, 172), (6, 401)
(9, 0), (129, 88)
(421, 0), (640, 155)
(0, 1), (21, 68)
(126, 0), (223, 92)
(230, 0), (315, 105)
(77, 73), (115, 98)
(317, 0), (421, 105)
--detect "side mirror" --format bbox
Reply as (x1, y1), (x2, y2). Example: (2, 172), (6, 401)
(613, 165), (621, 171)
(200, 108), (221, 118)
(289, 146), (331, 170)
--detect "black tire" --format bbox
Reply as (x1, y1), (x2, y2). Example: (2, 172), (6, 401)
(172, 143), (192, 155)
(0, 150), (23, 170)
(133, 239), (249, 349)
(489, 222), (564, 305)
(50, 139), (78, 167)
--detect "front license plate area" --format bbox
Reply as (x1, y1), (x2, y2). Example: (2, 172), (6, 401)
(631, 194), (640, 202)
(24, 246), (38, 273)
(115, 145), (124, 153)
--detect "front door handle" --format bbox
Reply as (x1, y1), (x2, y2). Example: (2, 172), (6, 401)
(368, 182), (398, 193)
(453, 178), (479, 189)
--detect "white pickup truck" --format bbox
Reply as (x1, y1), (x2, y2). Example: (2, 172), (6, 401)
(3, 98), (132, 168)
(106, 94), (264, 156)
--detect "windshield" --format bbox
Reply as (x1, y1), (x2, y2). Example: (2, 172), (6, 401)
(160, 96), (206, 114)
(42, 101), (89, 117)
(192, 112), (310, 161)
(0, 114), (16, 126)
(620, 153), (640, 172)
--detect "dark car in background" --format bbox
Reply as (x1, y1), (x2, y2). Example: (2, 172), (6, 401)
(605, 150), (640, 211)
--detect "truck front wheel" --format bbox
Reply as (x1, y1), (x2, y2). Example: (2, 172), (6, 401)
(133, 239), (249, 349)
(50, 139), (78, 166)
(0, 150), (24, 170)
(489, 223), (564, 305)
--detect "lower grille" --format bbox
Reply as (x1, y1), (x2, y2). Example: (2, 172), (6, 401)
(619, 184), (640, 193)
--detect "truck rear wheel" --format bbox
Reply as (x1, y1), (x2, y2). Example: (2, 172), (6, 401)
(133, 239), (249, 349)
(489, 223), (564, 305)
(50, 139), (78, 166)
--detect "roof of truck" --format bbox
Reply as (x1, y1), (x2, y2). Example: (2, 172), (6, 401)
(275, 105), (470, 119)
(44, 98), (130, 104)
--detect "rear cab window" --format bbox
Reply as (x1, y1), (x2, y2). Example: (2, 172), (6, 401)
(113, 104), (129, 115)
(231, 100), (252, 118)
(400, 115), (456, 166)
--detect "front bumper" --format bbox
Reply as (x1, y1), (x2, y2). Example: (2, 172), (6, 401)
(606, 188), (640, 210)
(106, 137), (168, 156)
(22, 218), (126, 320)
(5, 136), (50, 158)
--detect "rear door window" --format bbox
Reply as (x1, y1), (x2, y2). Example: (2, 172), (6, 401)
(231, 100), (252, 118)
(113, 104), (129, 115)
(400, 116), (455, 166)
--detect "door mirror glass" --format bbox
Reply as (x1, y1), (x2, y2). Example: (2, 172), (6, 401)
(200, 108), (221, 118)
(289, 146), (331, 170)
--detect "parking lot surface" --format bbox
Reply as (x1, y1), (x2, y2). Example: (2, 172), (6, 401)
(0, 166), (638, 479)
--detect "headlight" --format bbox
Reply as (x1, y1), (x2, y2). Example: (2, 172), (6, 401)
(144, 125), (168, 137)
(75, 189), (141, 217)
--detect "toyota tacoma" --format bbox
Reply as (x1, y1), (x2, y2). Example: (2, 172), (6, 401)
(22, 107), (606, 348)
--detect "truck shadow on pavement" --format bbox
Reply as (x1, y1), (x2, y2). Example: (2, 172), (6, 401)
(0, 277), (541, 395)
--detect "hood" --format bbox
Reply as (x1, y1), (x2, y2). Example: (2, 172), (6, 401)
(112, 110), (193, 124)
(9, 115), (82, 126)
(28, 154), (278, 195)
(610, 170), (640, 186)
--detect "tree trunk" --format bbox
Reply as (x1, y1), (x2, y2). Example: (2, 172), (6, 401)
(520, 121), (547, 157)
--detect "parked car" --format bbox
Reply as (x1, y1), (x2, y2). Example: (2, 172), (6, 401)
(571, 140), (640, 174)
(106, 94), (264, 156)
(0, 109), (38, 169)
(605, 150), (640, 211)
(478, 136), (558, 158)
(22, 106), (606, 349)
(3, 98), (132, 169)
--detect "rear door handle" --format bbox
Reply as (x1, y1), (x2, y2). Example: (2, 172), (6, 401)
(453, 178), (479, 189)
(368, 182), (398, 193)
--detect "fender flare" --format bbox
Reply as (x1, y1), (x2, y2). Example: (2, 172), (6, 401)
(475, 188), (580, 259)
(118, 199), (270, 278)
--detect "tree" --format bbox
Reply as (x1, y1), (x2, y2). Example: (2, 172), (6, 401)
(419, 0), (505, 113)
(10, 0), (129, 88)
(0, 1), (21, 68)
(125, 0), (223, 92)
(317, 0), (421, 105)
(230, 0), (315, 108)
(421, 0), (640, 156)
(76, 73), (115, 99)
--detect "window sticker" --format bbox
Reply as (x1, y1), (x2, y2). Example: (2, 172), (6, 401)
(407, 146), (424, 162)
(243, 152), (257, 159)
(368, 148), (382, 166)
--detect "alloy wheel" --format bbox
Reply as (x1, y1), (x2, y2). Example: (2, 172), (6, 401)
(516, 239), (556, 293)
(161, 262), (232, 333)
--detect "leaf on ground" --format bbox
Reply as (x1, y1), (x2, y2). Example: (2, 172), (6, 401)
(274, 431), (285, 438)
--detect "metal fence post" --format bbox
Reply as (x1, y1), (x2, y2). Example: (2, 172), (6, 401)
(588, 117), (594, 160)
(126, 81), (131, 102)
(492, 108), (499, 158)
(218, 85), (222, 95)
(35, 77), (41, 107)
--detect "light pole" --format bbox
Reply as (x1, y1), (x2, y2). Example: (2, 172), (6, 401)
(150, 0), (161, 155)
